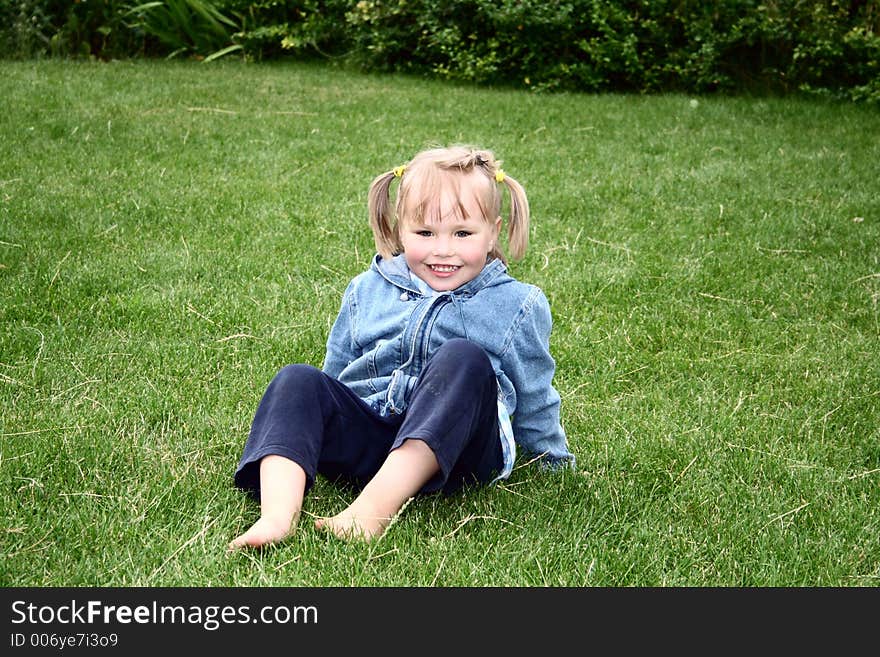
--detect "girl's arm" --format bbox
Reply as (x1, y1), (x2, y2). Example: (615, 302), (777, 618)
(322, 279), (361, 378)
(503, 287), (575, 469)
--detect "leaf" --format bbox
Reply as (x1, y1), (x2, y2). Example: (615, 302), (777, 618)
(203, 44), (244, 63)
(125, 2), (164, 15)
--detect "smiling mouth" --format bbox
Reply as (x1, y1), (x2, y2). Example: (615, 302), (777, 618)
(428, 264), (461, 273)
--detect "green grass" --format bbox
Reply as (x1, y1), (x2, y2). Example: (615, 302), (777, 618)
(1, 59), (878, 586)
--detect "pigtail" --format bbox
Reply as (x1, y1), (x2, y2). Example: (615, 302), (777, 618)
(500, 173), (530, 260)
(367, 170), (402, 259)
(467, 147), (530, 262)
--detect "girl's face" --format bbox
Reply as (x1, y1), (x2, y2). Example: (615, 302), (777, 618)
(399, 179), (500, 292)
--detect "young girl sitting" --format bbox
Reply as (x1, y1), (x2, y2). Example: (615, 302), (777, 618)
(229, 144), (574, 548)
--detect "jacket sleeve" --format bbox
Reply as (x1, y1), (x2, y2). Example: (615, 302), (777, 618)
(502, 286), (575, 470)
(322, 279), (360, 379)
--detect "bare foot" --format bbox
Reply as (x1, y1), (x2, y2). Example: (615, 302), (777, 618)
(314, 438), (432, 542)
(314, 500), (389, 542)
(228, 513), (298, 551)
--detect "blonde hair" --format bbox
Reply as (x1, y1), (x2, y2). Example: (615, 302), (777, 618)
(368, 145), (530, 264)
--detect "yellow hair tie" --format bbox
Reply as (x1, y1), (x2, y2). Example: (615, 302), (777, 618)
(495, 169), (505, 184)
(393, 165), (406, 178)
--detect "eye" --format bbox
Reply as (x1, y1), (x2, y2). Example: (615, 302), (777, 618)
(455, 230), (472, 238)
(416, 230), (433, 237)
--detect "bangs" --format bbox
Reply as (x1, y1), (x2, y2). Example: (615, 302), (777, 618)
(396, 164), (498, 226)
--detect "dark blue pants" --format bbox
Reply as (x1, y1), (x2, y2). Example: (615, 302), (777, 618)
(233, 339), (503, 500)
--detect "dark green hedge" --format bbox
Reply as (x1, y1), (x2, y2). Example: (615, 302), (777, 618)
(2, 0), (878, 103)
(336, 0), (880, 102)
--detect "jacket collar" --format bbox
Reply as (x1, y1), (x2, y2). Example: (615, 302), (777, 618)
(371, 253), (509, 297)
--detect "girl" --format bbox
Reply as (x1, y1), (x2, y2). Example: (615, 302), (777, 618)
(229, 145), (574, 548)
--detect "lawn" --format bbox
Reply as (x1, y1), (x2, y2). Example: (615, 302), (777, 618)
(1, 59), (878, 586)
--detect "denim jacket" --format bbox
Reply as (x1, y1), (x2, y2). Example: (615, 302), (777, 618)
(322, 254), (575, 474)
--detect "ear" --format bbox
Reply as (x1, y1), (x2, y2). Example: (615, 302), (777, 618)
(493, 216), (502, 237)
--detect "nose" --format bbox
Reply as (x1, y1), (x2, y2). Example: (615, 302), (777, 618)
(432, 235), (454, 257)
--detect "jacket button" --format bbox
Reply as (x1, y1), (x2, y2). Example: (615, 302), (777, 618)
(399, 292), (408, 301)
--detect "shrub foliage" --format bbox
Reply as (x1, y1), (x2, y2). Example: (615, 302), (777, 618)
(2, 0), (877, 101)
